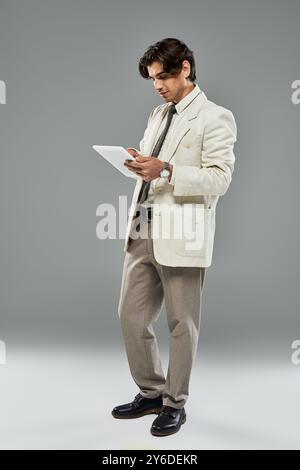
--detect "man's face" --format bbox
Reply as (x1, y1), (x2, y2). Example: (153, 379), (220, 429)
(147, 60), (191, 104)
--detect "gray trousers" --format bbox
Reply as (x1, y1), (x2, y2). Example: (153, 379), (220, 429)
(117, 219), (206, 409)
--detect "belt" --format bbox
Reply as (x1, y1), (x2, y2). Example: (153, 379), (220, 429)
(132, 206), (152, 223)
(146, 207), (152, 223)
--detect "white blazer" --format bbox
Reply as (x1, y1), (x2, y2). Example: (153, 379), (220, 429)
(123, 89), (237, 268)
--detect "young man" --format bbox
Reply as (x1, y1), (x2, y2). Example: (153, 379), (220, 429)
(112, 38), (237, 437)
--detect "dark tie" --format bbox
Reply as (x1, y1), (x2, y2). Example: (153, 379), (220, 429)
(137, 103), (177, 204)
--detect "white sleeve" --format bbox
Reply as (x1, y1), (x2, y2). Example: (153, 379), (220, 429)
(172, 107), (237, 196)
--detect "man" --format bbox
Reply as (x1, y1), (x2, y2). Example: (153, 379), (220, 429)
(112, 38), (237, 437)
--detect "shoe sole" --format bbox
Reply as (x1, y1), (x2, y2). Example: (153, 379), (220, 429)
(111, 406), (162, 419)
(150, 414), (187, 437)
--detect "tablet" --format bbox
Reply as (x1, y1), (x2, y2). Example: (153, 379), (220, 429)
(93, 145), (139, 179)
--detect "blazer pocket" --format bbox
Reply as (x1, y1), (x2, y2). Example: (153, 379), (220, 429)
(175, 143), (202, 165)
(180, 131), (203, 149)
(173, 204), (213, 257)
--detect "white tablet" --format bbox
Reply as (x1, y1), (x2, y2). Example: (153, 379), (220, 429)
(93, 145), (139, 179)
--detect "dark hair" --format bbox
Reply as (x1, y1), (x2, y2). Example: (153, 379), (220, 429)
(138, 38), (196, 83)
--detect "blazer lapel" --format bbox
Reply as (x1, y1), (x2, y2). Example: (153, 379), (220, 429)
(143, 105), (170, 156)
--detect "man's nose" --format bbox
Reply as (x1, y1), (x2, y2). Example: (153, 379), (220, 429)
(153, 80), (163, 91)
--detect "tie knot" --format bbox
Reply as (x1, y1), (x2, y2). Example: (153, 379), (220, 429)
(168, 103), (177, 115)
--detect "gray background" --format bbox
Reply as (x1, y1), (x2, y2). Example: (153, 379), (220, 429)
(0, 0), (299, 449)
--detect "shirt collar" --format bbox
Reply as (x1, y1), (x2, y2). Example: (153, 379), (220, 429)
(172, 82), (201, 114)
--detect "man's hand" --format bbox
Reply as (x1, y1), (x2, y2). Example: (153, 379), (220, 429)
(124, 148), (164, 182)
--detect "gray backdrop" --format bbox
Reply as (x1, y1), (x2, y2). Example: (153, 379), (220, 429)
(0, 0), (299, 449)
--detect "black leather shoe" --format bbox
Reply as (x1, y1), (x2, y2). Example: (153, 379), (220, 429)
(112, 393), (163, 419)
(150, 405), (186, 436)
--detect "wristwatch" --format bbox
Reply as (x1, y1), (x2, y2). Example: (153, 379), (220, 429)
(159, 161), (171, 179)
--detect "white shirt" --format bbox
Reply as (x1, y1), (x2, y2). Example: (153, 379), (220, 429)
(140, 82), (201, 208)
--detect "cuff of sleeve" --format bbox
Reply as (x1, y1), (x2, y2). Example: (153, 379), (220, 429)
(169, 163), (176, 186)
